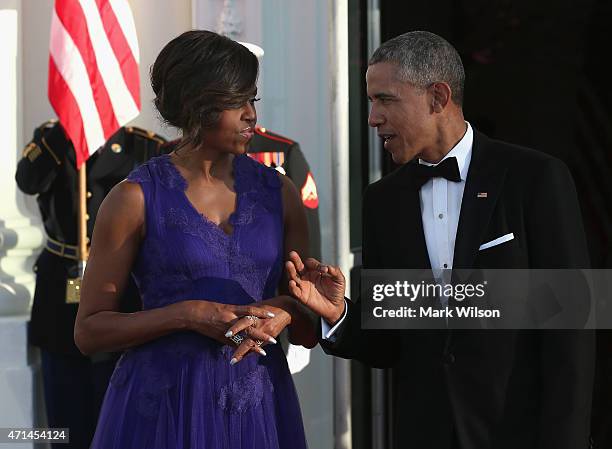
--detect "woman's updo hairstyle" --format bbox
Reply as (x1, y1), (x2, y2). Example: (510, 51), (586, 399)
(150, 30), (259, 147)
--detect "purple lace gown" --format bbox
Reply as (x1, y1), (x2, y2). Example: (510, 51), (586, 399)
(90, 154), (308, 449)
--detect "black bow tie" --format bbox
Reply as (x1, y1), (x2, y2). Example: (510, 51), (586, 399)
(411, 156), (461, 188)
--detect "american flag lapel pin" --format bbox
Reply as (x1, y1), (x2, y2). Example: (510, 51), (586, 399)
(477, 192), (488, 198)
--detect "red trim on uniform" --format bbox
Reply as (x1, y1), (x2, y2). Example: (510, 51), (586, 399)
(301, 172), (319, 209)
(254, 126), (294, 145)
(247, 153), (267, 164)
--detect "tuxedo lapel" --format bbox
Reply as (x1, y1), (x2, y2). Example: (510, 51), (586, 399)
(388, 163), (431, 269)
(453, 132), (507, 269)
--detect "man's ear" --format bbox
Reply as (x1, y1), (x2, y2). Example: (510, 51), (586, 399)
(430, 82), (452, 112)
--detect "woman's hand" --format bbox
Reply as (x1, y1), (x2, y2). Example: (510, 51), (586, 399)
(224, 303), (292, 364)
(261, 295), (318, 348)
(182, 300), (277, 350)
(224, 295), (319, 364)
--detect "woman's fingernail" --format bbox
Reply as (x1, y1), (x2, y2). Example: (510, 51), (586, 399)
(230, 358), (238, 365)
(258, 349), (267, 356)
(225, 331), (233, 338)
(266, 312), (275, 318)
(268, 337), (277, 344)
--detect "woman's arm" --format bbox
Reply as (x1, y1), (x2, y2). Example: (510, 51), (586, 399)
(75, 180), (274, 355)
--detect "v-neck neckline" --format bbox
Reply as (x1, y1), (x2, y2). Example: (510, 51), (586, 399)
(162, 154), (241, 238)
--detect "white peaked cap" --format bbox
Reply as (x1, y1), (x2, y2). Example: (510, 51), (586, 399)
(238, 41), (264, 59)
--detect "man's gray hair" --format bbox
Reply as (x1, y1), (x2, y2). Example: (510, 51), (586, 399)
(369, 31), (465, 106)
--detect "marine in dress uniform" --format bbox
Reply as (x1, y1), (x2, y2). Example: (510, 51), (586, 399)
(15, 120), (167, 449)
(248, 126), (321, 259)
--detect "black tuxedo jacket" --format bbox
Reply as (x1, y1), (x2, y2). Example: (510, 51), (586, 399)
(322, 131), (595, 449)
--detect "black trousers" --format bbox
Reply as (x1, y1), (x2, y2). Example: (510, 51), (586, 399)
(40, 350), (117, 449)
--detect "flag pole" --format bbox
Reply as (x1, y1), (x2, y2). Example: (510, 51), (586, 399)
(77, 162), (88, 275)
(49, 0), (141, 301)
(65, 162), (87, 304)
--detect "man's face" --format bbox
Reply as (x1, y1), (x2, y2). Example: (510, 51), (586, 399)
(366, 62), (436, 164)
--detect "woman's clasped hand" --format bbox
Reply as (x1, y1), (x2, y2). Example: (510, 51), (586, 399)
(179, 295), (298, 364)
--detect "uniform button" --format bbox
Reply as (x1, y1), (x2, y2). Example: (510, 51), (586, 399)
(438, 213), (444, 219)
(86, 191), (92, 199)
(85, 213), (90, 220)
(443, 263), (448, 268)
(111, 143), (122, 153)
(443, 352), (455, 365)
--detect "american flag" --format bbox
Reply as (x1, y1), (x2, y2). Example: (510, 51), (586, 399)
(48, 0), (140, 169)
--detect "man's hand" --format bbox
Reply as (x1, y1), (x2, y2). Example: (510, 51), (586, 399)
(285, 251), (346, 325)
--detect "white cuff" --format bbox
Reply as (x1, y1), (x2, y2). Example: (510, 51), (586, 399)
(321, 299), (349, 341)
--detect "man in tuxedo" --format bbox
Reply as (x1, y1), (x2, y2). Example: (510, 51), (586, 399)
(286, 31), (594, 449)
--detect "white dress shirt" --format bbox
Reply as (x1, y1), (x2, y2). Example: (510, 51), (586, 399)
(322, 123), (474, 339)
(420, 122), (473, 306)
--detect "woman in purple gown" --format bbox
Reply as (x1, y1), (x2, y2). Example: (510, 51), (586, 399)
(75, 30), (316, 449)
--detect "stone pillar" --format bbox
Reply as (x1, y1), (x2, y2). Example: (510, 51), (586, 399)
(0, 1), (45, 446)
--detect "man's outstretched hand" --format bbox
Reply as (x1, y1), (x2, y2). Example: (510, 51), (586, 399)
(285, 251), (346, 325)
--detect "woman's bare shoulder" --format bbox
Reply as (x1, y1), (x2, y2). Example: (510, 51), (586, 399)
(96, 180), (145, 232)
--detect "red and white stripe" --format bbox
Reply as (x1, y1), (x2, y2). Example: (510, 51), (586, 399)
(48, 0), (140, 168)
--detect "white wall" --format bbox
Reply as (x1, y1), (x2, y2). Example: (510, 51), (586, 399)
(128, 0), (191, 138)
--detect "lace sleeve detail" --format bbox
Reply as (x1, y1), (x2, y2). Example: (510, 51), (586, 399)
(126, 163), (152, 184)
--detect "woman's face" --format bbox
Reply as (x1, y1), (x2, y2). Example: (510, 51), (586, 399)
(202, 99), (257, 155)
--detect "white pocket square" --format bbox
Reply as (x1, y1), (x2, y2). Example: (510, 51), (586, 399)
(479, 233), (514, 251)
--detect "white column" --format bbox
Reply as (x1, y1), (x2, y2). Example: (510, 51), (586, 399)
(329, 1), (352, 449)
(0, 1), (44, 446)
(365, 3), (388, 449)
(367, 0), (382, 184)
(0, 0), (44, 316)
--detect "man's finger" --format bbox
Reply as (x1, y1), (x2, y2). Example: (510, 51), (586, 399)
(304, 257), (326, 273)
(286, 260), (300, 282)
(288, 251), (305, 273)
(326, 265), (345, 282)
(288, 279), (305, 302)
